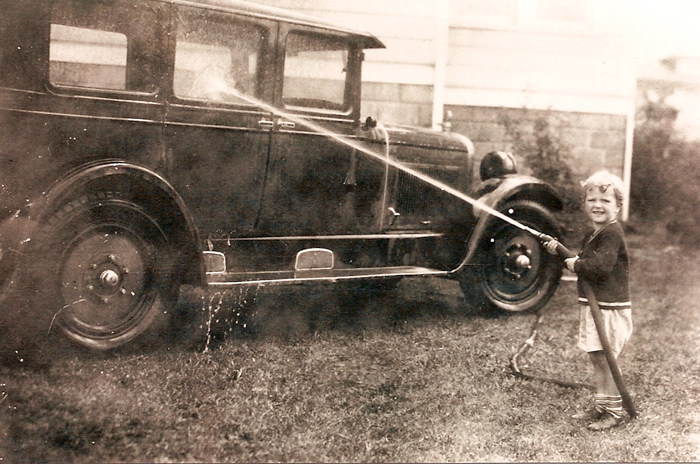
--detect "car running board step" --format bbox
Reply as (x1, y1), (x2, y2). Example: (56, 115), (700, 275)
(206, 265), (449, 288)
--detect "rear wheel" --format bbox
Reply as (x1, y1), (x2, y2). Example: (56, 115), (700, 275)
(460, 200), (562, 313)
(33, 192), (180, 350)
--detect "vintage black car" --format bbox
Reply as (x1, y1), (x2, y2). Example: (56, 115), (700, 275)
(0, 0), (564, 351)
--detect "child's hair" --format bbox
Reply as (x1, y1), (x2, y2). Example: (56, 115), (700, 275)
(580, 170), (625, 206)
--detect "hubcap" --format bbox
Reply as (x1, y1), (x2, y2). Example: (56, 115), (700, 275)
(504, 242), (534, 279)
(484, 232), (543, 301)
(100, 269), (120, 287)
(515, 254), (531, 270)
(59, 230), (149, 331)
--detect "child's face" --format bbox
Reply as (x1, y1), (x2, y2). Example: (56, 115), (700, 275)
(584, 186), (620, 229)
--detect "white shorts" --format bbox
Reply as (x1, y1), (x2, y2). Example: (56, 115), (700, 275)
(578, 305), (633, 358)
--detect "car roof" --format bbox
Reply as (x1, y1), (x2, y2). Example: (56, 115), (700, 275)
(171, 0), (385, 49)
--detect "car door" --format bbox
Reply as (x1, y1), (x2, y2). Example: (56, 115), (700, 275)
(258, 27), (387, 240)
(164, 6), (276, 239)
(44, 0), (166, 172)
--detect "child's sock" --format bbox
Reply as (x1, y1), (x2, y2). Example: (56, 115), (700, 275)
(593, 394), (606, 413)
(594, 394), (623, 419)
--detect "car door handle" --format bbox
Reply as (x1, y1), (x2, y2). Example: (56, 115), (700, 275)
(279, 120), (295, 130)
(258, 119), (274, 129)
(388, 207), (401, 226)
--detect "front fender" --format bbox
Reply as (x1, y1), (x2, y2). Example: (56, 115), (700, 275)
(473, 174), (563, 214)
(454, 175), (563, 272)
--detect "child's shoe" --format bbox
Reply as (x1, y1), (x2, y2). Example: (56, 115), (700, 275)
(571, 406), (603, 421)
(587, 413), (621, 431)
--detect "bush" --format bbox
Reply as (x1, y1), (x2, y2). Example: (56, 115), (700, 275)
(631, 99), (700, 246)
(654, 140), (700, 245)
(498, 112), (585, 245)
(630, 100), (677, 218)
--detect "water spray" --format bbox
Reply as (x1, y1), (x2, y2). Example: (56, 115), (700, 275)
(212, 83), (636, 418)
(208, 81), (537, 228)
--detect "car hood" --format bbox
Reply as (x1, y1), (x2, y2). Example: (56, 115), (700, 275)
(381, 123), (474, 154)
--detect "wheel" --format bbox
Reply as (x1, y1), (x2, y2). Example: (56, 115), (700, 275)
(31, 192), (180, 350)
(460, 200), (562, 313)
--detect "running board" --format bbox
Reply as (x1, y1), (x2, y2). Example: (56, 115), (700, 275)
(205, 265), (450, 288)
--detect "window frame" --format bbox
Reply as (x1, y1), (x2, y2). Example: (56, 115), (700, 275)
(277, 24), (360, 118)
(46, 0), (163, 99)
(170, 6), (271, 109)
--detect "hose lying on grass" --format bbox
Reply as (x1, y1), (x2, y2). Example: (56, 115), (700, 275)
(509, 307), (594, 390)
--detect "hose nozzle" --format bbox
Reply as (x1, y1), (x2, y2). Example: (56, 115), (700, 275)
(535, 232), (576, 259)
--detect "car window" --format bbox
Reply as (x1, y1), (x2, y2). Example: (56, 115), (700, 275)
(49, 0), (158, 92)
(50, 25), (127, 90)
(174, 8), (264, 105)
(283, 32), (349, 111)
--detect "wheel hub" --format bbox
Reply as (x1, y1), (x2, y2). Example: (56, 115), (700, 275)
(515, 254), (531, 269)
(504, 242), (533, 279)
(86, 253), (130, 304)
(100, 269), (120, 287)
(59, 231), (148, 329)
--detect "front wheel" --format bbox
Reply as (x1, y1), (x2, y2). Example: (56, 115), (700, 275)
(31, 192), (180, 350)
(460, 200), (563, 313)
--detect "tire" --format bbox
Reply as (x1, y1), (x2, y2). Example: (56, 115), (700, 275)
(30, 192), (180, 351)
(460, 200), (562, 313)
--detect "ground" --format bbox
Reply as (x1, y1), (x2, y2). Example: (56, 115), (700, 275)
(0, 231), (698, 462)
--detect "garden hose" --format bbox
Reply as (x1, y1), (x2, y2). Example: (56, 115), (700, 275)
(508, 306), (594, 390)
(188, 82), (637, 417)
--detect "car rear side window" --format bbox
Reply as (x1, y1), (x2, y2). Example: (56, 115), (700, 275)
(283, 32), (349, 111)
(49, 0), (159, 93)
(174, 8), (265, 105)
(50, 25), (128, 90)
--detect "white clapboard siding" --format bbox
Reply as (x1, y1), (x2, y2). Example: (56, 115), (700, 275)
(252, 0), (635, 114)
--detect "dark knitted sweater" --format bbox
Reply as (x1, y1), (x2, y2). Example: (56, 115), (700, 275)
(574, 221), (631, 310)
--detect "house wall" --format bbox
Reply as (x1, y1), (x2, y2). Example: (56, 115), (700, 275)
(638, 56), (700, 141)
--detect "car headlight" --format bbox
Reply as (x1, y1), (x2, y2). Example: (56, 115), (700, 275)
(480, 151), (517, 181)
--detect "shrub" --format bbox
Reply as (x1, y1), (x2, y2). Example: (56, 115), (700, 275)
(630, 99), (677, 218)
(631, 98), (700, 246)
(654, 140), (700, 245)
(498, 112), (584, 244)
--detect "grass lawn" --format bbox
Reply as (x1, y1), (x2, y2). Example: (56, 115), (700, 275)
(1, 230), (699, 462)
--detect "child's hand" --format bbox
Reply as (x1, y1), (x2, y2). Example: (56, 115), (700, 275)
(564, 256), (578, 273)
(543, 240), (560, 256)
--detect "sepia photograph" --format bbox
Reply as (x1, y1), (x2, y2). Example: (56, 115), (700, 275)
(0, 0), (698, 461)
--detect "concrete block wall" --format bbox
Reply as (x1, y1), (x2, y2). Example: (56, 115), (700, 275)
(445, 105), (627, 181)
(361, 82), (434, 128)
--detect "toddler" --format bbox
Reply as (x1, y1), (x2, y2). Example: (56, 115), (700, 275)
(545, 170), (632, 431)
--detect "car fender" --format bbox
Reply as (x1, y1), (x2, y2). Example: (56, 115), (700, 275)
(453, 174), (564, 272)
(30, 161), (205, 286)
